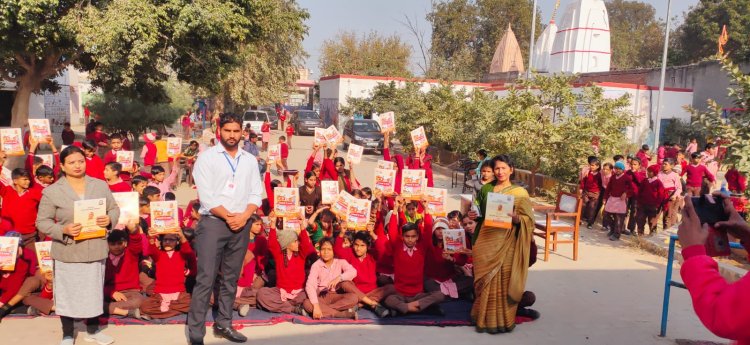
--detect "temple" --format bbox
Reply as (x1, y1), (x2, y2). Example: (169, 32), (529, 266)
(547, 0), (611, 74)
(489, 24), (525, 74)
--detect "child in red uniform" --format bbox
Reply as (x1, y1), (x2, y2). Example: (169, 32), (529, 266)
(603, 161), (633, 241)
(131, 175), (149, 197)
(231, 216), (268, 316)
(0, 169), (43, 248)
(139, 230), (194, 319)
(256, 220), (316, 315)
(579, 158), (603, 229)
(683, 152), (715, 196)
(279, 136), (289, 170)
(261, 119), (271, 152)
(105, 224), (145, 318)
(102, 134), (133, 182)
(85, 122), (109, 157)
(424, 217), (471, 300)
(61, 122), (75, 145)
(0, 232), (37, 319)
(285, 124), (294, 149)
(625, 159), (646, 233)
(334, 227), (394, 317)
(26, 135), (61, 181)
(635, 165), (667, 236)
(81, 140), (105, 180)
(382, 220), (445, 316)
(726, 165), (747, 194)
(4, 269), (55, 317)
(104, 162), (132, 193)
(140, 133), (158, 168)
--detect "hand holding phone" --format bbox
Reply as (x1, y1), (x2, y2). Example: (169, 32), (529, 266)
(688, 195), (731, 257)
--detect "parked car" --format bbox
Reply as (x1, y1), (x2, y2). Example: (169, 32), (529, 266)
(342, 119), (384, 152)
(242, 110), (270, 133)
(290, 110), (324, 135)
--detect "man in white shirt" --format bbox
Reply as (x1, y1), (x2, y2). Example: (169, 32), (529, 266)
(188, 113), (263, 345)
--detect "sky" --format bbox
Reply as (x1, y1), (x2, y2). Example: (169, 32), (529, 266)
(297, 0), (700, 78)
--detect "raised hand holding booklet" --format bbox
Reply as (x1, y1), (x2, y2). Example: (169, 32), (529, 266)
(150, 200), (180, 234)
(321, 180), (339, 205)
(74, 198), (107, 240)
(0, 128), (24, 156)
(274, 187), (300, 218)
(484, 193), (515, 229)
(0, 237), (19, 271)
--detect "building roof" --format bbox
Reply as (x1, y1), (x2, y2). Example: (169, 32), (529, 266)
(318, 74), (492, 87)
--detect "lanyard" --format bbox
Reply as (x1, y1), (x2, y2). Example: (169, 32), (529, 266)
(222, 152), (241, 180)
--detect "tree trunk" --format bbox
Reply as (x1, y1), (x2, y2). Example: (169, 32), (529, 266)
(10, 73), (44, 128)
(529, 157), (542, 196)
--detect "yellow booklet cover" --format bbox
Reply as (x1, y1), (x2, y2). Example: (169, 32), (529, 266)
(0, 237), (19, 271)
(74, 198), (107, 240)
(484, 193), (515, 229)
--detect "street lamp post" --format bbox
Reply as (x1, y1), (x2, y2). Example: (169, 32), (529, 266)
(653, 0), (672, 148)
(527, 0), (538, 80)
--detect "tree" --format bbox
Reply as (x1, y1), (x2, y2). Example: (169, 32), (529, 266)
(0, 0), (288, 128)
(690, 58), (750, 193)
(222, 0), (309, 108)
(606, 0), (665, 69)
(426, 0), (541, 81)
(342, 75), (635, 194)
(319, 31), (412, 77)
(87, 78), (192, 146)
(671, 0), (750, 64)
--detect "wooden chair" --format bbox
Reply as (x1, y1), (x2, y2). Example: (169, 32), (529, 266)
(533, 191), (582, 261)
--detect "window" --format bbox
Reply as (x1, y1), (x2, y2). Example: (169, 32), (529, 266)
(353, 121), (381, 132)
(297, 111), (320, 120)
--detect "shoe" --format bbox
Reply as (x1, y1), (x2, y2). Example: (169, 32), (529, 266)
(126, 308), (141, 319)
(0, 304), (11, 322)
(84, 331), (114, 345)
(238, 304), (250, 317)
(348, 306), (359, 320)
(189, 341), (204, 345)
(26, 306), (39, 317)
(421, 304), (445, 316)
(586, 224), (593, 229)
(609, 234), (619, 241)
(621, 230), (631, 236)
(139, 312), (152, 321)
(389, 308), (400, 317)
(60, 337), (75, 345)
(292, 305), (308, 317)
(516, 307), (541, 320)
(372, 304), (390, 318)
(212, 324), (248, 343)
(606, 230), (614, 237)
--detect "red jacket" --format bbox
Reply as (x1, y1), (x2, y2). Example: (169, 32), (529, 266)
(383, 148), (406, 193)
(143, 142), (157, 166)
(334, 236), (380, 294)
(726, 168), (747, 193)
(681, 245), (750, 345)
(383, 212), (432, 297)
(604, 173), (633, 200)
(149, 241), (195, 294)
(636, 150), (651, 168)
(237, 235), (269, 288)
(626, 170), (647, 196)
(104, 232), (143, 297)
(579, 171), (603, 194)
(373, 213), (395, 275)
(108, 181), (132, 193)
(0, 186), (42, 235)
(85, 155), (105, 180)
(683, 164), (715, 188)
(268, 227), (315, 292)
(280, 143), (289, 159)
(637, 178), (666, 208)
(0, 248), (36, 304)
(423, 216), (467, 282)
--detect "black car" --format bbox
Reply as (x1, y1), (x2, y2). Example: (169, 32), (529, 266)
(342, 119), (384, 152)
(290, 110), (324, 135)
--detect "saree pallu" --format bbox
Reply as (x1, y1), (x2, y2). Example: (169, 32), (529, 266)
(471, 184), (534, 333)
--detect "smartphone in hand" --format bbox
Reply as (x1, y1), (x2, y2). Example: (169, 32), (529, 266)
(692, 195), (731, 257)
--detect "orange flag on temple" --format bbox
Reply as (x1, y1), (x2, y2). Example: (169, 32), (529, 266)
(718, 25), (729, 56)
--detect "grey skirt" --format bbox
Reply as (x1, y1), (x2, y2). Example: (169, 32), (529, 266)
(53, 260), (105, 318)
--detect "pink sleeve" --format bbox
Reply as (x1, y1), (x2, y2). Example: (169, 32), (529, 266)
(680, 245), (750, 340)
(673, 174), (683, 196)
(140, 145), (148, 159)
(305, 262), (321, 304)
(340, 259), (357, 282)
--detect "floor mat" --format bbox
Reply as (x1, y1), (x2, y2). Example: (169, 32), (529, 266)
(6, 301), (536, 327)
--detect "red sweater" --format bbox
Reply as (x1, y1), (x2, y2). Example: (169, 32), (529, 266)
(0, 186), (42, 234)
(604, 173), (633, 200)
(627, 170), (647, 196)
(143, 142), (157, 166)
(0, 248), (36, 304)
(383, 148), (405, 193)
(406, 153), (434, 188)
(334, 236), (380, 294)
(268, 227), (315, 292)
(579, 171), (603, 194)
(85, 155), (105, 180)
(637, 178), (667, 208)
(238, 235), (269, 288)
(280, 143), (289, 159)
(680, 245), (750, 345)
(683, 164), (715, 188)
(383, 212), (432, 297)
(149, 241), (194, 294)
(726, 169), (747, 193)
(103, 149), (118, 164)
(108, 181), (132, 193)
(104, 232), (143, 297)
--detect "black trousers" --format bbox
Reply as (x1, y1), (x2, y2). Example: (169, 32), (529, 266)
(188, 216), (250, 342)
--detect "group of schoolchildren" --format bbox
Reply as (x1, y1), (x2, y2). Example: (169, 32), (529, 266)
(0, 124), (497, 323)
(578, 140), (746, 241)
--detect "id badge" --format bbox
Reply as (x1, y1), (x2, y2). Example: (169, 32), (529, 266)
(221, 180), (236, 196)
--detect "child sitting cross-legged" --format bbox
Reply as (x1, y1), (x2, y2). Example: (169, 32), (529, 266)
(138, 229), (194, 320)
(302, 237), (360, 319)
(104, 222), (146, 319)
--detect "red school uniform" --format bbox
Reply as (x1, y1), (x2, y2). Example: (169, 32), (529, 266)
(726, 168), (747, 193)
(0, 248), (37, 304)
(237, 235), (269, 288)
(85, 155), (106, 180)
(148, 241), (195, 294)
(626, 170), (647, 196)
(579, 171), (603, 194)
(108, 181), (132, 193)
(267, 227), (315, 293)
(637, 178), (667, 208)
(280, 142), (289, 159)
(285, 125), (294, 137)
(604, 173), (633, 200)
(104, 232), (143, 298)
(382, 212), (433, 297)
(0, 186), (42, 235)
(334, 235), (382, 294)
(683, 164), (715, 188)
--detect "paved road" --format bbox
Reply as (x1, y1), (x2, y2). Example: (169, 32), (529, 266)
(0, 131), (727, 345)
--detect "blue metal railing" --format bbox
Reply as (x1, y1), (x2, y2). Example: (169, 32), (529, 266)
(660, 234), (745, 337)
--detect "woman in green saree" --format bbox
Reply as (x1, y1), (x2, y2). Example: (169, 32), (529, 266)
(469, 154), (535, 333)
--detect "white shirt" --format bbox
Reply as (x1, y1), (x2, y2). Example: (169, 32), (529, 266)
(193, 144), (263, 215)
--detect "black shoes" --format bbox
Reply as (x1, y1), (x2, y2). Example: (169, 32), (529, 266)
(213, 325), (248, 343)
(372, 304), (390, 318)
(516, 307), (541, 320)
